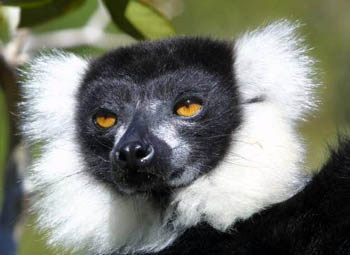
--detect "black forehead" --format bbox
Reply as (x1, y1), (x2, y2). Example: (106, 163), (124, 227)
(83, 37), (234, 85)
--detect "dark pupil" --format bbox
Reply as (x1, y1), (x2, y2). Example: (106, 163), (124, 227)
(184, 99), (192, 107)
(100, 112), (112, 118)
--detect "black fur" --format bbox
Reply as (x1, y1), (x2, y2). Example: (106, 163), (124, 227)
(118, 139), (350, 255)
(75, 37), (242, 195)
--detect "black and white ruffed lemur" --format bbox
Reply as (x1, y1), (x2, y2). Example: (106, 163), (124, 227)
(20, 20), (350, 255)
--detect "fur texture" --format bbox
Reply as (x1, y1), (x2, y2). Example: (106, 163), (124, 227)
(20, 20), (319, 254)
(235, 20), (318, 122)
(171, 20), (316, 231)
(141, 139), (350, 255)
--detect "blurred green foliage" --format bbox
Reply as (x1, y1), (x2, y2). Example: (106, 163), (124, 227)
(31, 0), (97, 32)
(1, 0), (51, 8)
(0, 10), (11, 42)
(0, 0), (349, 254)
(124, 0), (175, 39)
(19, 0), (86, 27)
(0, 90), (8, 203)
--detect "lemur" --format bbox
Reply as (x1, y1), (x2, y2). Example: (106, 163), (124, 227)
(20, 20), (350, 255)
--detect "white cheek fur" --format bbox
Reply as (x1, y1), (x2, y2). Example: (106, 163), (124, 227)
(20, 51), (87, 143)
(172, 102), (311, 230)
(31, 139), (178, 254)
(21, 20), (319, 254)
(234, 20), (318, 122)
(23, 53), (180, 254)
(172, 19), (317, 232)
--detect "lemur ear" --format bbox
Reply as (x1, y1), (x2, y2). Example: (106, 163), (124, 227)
(20, 51), (88, 143)
(234, 20), (319, 122)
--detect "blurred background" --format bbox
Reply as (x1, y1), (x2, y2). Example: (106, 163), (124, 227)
(0, 0), (349, 254)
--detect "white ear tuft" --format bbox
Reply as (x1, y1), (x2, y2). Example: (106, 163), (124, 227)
(20, 51), (88, 143)
(234, 20), (319, 122)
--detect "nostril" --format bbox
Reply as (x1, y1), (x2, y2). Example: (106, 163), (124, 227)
(118, 150), (127, 162)
(115, 142), (154, 169)
(139, 145), (154, 166)
(135, 145), (148, 159)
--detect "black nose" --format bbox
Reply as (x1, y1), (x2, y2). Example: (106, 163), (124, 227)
(115, 141), (154, 170)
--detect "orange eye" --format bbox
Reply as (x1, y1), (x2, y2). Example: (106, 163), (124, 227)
(175, 99), (202, 117)
(95, 113), (117, 129)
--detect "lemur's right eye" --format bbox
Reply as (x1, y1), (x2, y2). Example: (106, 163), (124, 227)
(94, 111), (117, 129)
(174, 98), (202, 117)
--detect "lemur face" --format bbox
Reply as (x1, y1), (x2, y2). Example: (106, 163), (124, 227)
(76, 38), (242, 195)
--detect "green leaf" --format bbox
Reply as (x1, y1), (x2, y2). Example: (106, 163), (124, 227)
(0, 7), (11, 43)
(0, 90), (9, 207)
(102, 0), (144, 40)
(126, 0), (175, 39)
(0, 0), (51, 8)
(103, 0), (175, 40)
(19, 0), (86, 28)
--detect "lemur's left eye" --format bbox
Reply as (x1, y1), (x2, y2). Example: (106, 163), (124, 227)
(94, 111), (117, 129)
(175, 98), (202, 117)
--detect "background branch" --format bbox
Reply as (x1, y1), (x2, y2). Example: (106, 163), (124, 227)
(20, 1), (135, 58)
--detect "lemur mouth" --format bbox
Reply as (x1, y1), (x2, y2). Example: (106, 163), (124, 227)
(110, 168), (166, 195)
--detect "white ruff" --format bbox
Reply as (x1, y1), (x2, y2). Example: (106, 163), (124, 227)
(22, 52), (178, 254)
(172, 102), (310, 230)
(30, 139), (178, 254)
(21, 20), (318, 254)
(234, 20), (318, 122)
(172, 19), (317, 231)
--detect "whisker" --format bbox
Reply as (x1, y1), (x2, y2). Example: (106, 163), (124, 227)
(33, 169), (87, 190)
(92, 137), (113, 150)
(96, 155), (110, 163)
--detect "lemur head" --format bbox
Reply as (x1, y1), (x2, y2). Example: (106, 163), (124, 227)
(21, 20), (318, 254)
(76, 37), (240, 196)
